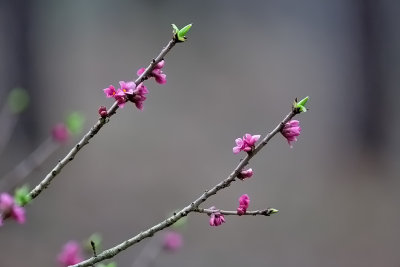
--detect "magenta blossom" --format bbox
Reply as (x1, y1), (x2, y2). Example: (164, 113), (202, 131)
(237, 194), (250, 216)
(103, 81), (149, 110)
(103, 85), (116, 98)
(233, 134), (261, 154)
(238, 168), (253, 180)
(113, 89), (128, 108)
(281, 120), (301, 148)
(57, 241), (83, 267)
(0, 193), (26, 226)
(163, 231), (183, 252)
(130, 83), (149, 110)
(209, 207), (226, 226)
(137, 60), (167, 84)
(52, 123), (69, 143)
(119, 81), (136, 95)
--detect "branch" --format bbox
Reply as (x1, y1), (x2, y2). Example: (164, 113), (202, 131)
(0, 137), (58, 191)
(70, 109), (298, 267)
(27, 38), (178, 202)
(194, 208), (277, 216)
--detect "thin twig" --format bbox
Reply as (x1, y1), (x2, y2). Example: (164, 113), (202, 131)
(27, 38), (177, 202)
(0, 137), (59, 191)
(70, 109), (298, 267)
(194, 208), (277, 216)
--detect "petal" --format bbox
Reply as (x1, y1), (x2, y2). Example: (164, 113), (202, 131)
(244, 134), (252, 141)
(11, 206), (25, 224)
(233, 146), (241, 154)
(155, 60), (165, 69)
(155, 73), (167, 84)
(137, 68), (146, 76)
(0, 193), (14, 211)
(235, 138), (244, 146)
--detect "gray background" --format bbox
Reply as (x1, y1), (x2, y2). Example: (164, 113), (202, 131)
(1, 0), (400, 266)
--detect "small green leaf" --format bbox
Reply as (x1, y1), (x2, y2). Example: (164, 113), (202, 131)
(297, 96), (309, 107)
(66, 112), (85, 135)
(14, 185), (31, 206)
(7, 88), (30, 114)
(171, 24), (179, 34)
(177, 23), (192, 41)
(298, 105), (307, 113)
(294, 96), (309, 113)
(269, 208), (279, 214)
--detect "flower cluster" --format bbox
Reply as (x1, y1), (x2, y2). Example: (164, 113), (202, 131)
(237, 194), (250, 216)
(104, 81), (149, 110)
(137, 60), (167, 84)
(57, 241), (83, 267)
(281, 120), (301, 148)
(0, 193), (25, 226)
(233, 134), (260, 154)
(103, 60), (167, 110)
(209, 207), (225, 226)
(238, 168), (253, 180)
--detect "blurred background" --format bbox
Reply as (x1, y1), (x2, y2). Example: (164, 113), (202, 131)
(1, 0), (400, 266)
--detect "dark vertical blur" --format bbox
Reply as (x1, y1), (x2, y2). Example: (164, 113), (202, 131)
(0, 1), (37, 142)
(358, 0), (384, 153)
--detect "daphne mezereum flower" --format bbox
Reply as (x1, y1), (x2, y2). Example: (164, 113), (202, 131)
(52, 123), (70, 143)
(233, 134), (261, 154)
(137, 60), (167, 84)
(0, 193), (26, 226)
(209, 206), (226, 226)
(119, 81), (136, 95)
(130, 83), (149, 111)
(237, 194), (250, 216)
(281, 120), (301, 148)
(162, 231), (183, 251)
(57, 241), (83, 267)
(103, 85), (116, 98)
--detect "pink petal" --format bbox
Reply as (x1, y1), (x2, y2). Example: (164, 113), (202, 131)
(155, 60), (165, 69)
(11, 206), (26, 224)
(137, 68), (146, 76)
(233, 146), (241, 154)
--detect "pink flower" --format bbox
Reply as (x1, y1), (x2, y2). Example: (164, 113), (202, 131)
(137, 60), (167, 84)
(130, 83), (149, 110)
(163, 231), (183, 251)
(233, 134), (261, 154)
(52, 123), (70, 143)
(0, 193), (26, 225)
(209, 207), (226, 226)
(114, 89), (128, 108)
(119, 81), (136, 95)
(281, 120), (301, 148)
(237, 194), (250, 216)
(152, 68), (167, 84)
(103, 81), (149, 110)
(103, 85), (116, 98)
(57, 241), (83, 266)
(238, 168), (253, 180)
(98, 106), (107, 118)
